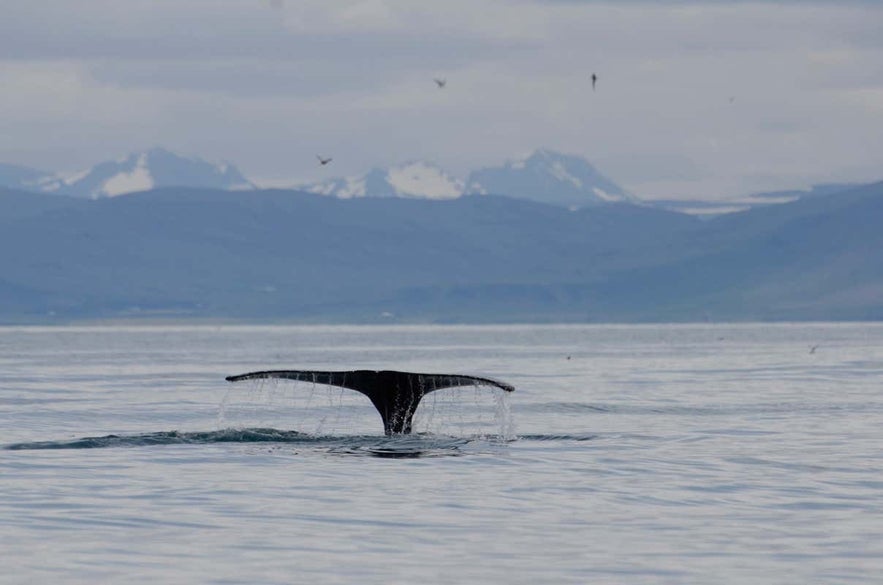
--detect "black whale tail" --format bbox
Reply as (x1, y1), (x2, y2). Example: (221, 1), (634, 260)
(225, 369), (514, 435)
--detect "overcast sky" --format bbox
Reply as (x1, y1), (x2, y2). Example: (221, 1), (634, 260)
(1, 0), (881, 200)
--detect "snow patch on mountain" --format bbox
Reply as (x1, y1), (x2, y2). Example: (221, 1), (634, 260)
(62, 168), (91, 187)
(312, 176), (368, 199)
(338, 178), (367, 198)
(549, 161), (582, 188)
(303, 175), (368, 198)
(593, 187), (620, 202)
(303, 162), (463, 200)
(387, 162), (463, 199)
(101, 153), (154, 197)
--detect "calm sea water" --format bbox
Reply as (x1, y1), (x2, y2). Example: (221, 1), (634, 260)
(2, 323), (882, 584)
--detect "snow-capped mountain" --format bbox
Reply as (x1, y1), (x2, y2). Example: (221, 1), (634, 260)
(43, 148), (254, 199)
(302, 150), (634, 207)
(3, 148), (633, 207)
(467, 149), (634, 207)
(303, 161), (464, 200)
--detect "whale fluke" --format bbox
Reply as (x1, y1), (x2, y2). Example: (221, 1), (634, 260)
(225, 369), (514, 435)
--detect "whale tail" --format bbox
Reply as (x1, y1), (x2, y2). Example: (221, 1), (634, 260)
(225, 369), (514, 435)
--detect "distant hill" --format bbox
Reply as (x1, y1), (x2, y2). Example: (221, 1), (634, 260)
(746, 183), (860, 201)
(50, 148), (255, 198)
(0, 163), (57, 193)
(651, 183), (864, 217)
(598, 181), (883, 321)
(0, 187), (86, 221)
(467, 149), (634, 207)
(0, 181), (880, 323)
(0, 148), (254, 199)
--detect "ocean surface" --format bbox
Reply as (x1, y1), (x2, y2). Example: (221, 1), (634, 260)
(1, 323), (882, 584)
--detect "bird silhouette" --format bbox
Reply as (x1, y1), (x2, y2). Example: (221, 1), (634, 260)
(316, 155), (332, 166)
(434, 78), (447, 88)
(591, 73), (597, 91)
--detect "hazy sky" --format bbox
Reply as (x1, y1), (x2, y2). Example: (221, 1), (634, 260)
(1, 0), (881, 199)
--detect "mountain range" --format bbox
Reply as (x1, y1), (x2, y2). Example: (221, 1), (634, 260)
(0, 180), (880, 323)
(0, 147), (856, 215)
(0, 148), (253, 199)
(1, 148), (635, 208)
(301, 149), (635, 207)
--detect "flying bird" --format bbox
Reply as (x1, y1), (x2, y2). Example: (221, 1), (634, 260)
(434, 78), (447, 88)
(316, 155), (332, 166)
(591, 73), (597, 91)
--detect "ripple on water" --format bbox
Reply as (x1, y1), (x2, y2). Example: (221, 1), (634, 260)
(4, 428), (506, 459)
